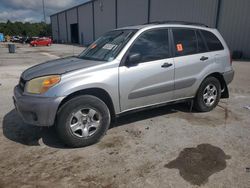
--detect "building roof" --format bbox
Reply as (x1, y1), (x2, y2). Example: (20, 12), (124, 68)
(50, 0), (92, 17)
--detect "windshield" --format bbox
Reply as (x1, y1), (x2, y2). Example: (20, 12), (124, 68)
(79, 29), (137, 62)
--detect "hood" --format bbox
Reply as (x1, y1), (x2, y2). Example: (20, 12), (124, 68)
(21, 56), (104, 80)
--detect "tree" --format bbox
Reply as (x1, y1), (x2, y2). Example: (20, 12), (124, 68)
(0, 21), (51, 37)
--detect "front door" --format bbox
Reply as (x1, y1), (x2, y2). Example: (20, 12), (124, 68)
(119, 29), (175, 112)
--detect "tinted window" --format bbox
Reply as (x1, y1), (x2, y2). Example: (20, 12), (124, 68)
(128, 29), (169, 63)
(173, 29), (197, 56)
(201, 30), (224, 51)
(196, 31), (207, 53)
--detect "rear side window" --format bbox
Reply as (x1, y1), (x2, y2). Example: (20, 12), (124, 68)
(172, 29), (197, 56)
(128, 29), (170, 63)
(201, 30), (224, 51)
(196, 31), (207, 53)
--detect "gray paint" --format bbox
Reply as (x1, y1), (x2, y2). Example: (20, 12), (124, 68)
(14, 86), (63, 126)
(128, 77), (196, 99)
(51, 15), (58, 41)
(58, 12), (67, 43)
(223, 70), (234, 85)
(21, 57), (105, 81)
(117, 0), (148, 27)
(78, 3), (94, 45)
(66, 8), (78, 43)
(150, 0), (218, 27)
(174, 78), (196, 90)
(128, 82), (174, 99)
(93, 0), (116, 38)
(217, 0), (250, 58)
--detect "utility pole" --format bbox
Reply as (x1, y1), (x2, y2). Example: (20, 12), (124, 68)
(42, 0), (46, 23)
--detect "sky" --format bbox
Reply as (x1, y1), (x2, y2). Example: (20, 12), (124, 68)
(0, 0), (89, 23)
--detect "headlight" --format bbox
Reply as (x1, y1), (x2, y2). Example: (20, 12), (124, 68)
(26, 75), (61, 94)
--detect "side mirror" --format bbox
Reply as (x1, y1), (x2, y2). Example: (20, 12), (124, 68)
(126, 53), (141, 66)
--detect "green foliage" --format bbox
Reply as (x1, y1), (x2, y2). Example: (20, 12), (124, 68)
(0, 20), (51, 37)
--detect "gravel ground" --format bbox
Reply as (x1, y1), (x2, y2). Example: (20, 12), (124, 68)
(0, 43), (249, 188)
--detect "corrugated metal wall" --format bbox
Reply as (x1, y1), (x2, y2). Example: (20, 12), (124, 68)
(66, 8), (78, 43)
(150, 0), (218, 27)
(57, 12), (67, 43)
(217, 0), (250, 58)
(51, 0), (250, 58)
(93, 0), (116, 38)
(78, 3), (94, 45)
(51, 15), (58, 41)
(117, 0), (148, 27)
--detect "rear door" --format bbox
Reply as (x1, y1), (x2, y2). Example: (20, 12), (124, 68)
(200, 30), (227, 70)
(119, 28), (175, 112)
(171, 28), (213, 99)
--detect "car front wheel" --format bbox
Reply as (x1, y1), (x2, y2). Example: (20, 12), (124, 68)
(194, 77), (221, 112)
(56, 95), (111, 148)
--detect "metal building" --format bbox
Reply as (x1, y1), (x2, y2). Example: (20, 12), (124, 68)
(50, 0), (250, 58)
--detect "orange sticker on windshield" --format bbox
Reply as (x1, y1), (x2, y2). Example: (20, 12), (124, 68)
(176, 44), (183, 52)
(91, 44), (97, 49)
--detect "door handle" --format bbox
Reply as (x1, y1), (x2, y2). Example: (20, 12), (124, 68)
(161, 62), (173, 68)
(200, 56), (209, 61)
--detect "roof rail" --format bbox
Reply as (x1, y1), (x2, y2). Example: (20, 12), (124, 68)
(144, 21), (209, 27)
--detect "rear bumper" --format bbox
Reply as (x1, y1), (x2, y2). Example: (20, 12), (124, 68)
(223, 70), (234, 85)
(13, 86), (64, 126)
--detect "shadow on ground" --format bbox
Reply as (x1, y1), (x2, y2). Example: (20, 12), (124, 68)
(2, 109), (65, 148)
(111, 103), (190, 128)
(2, 103), (191, 148)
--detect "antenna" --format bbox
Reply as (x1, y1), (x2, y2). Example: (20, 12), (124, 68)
(42, 0), (46, 23)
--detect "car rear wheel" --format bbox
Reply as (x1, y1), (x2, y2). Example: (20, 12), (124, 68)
(194, 77), (221, 112)
(56, 95), (111, 148)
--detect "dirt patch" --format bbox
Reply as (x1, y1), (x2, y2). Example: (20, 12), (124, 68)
(174, 104), (242, 127)
(97, 136), (125, 149)
(136, 162), (156, 177)
(229, 87), (250, 95)
(217, 104), (242, 123)
(0, 73), (19, 79)
(174, 112), (223, 126)
(165, 144), (231, 186)
(81, 175), (117, 188)
(125, 129), (142, 138)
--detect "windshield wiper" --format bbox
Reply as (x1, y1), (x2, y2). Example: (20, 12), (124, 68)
(80, 56), (106, 61)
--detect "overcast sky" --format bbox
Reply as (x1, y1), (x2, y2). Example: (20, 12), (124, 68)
(0, 0), (89, 23)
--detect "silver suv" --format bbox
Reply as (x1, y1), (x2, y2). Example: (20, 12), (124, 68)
(14, 22), (234, 147)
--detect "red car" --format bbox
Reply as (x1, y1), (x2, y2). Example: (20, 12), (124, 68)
(30, 38), (52, 47)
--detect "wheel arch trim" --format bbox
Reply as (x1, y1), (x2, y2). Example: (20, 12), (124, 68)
(57, 88), (116, 120)
(196, 72), (229, 99)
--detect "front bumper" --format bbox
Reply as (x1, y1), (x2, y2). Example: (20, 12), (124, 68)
(223, 70), (234, 85)
(13, 86), (64, 126)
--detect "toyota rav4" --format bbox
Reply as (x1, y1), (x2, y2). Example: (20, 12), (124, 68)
(14, 22), (234, 147)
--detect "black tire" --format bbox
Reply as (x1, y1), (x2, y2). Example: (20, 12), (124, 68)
(56, 95), (111, 148)
(194, 77), (221, 112)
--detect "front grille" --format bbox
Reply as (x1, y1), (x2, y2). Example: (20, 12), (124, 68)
(19, 77), (26, 92)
